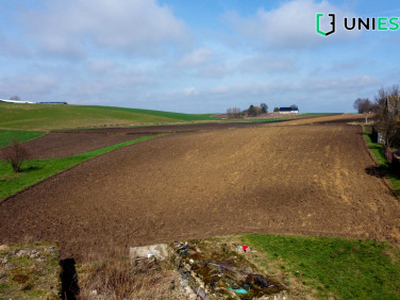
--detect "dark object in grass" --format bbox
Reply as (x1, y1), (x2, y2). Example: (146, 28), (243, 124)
(254, 276), (270, 289)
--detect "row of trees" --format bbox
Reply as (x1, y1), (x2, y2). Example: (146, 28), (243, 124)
(354, 85), (400, 148)
(246, 103), (268, 117)
(226, 103), (269, 119)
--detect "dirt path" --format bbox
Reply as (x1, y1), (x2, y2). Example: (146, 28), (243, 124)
(0, 121), (399, 262)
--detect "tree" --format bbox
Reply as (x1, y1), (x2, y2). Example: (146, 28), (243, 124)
(374, 86), (400, 148)
(226, 107), (242, 119)
(290, 104), (298, 110)
(353, 98), (362, 112)
(246, 104), (263, 117)
(247, 105), (257, 117)
(273, 107), (279, 113)
(3, 139), (30, 173)
(260, 103), (268, 113)
(9, 95), (21, 101)
(353, 97), (374, 124)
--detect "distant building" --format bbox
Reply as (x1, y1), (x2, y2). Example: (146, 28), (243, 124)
(37, 102), (68, 105)
(279, 106), (299, 114)
(0, 99), (36, 104)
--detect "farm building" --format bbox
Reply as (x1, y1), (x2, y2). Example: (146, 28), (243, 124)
(279, 106), (299, 114)
(38, 102), (68, 105)
(0, 99), (36, 104)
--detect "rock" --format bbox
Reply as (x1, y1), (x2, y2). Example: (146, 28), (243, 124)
(30, 250), (39, 258)
(5, 264), (16, 270)
(45, 246), (56, 252)
(36, 256), (46, 262)
(16, 250), (28, 257)
(130, 244), (170, 261)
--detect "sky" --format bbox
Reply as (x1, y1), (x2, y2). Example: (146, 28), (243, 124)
(0, 0), (400, 113)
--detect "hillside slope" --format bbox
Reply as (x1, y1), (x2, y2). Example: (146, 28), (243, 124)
(0, 103), (221, 130)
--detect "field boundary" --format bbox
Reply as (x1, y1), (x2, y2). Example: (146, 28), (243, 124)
(0, 129), (47, 149)
(0, 135), (160, 203)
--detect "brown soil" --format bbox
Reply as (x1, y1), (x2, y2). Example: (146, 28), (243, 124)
(0, 132), (152, 159)
(280, 113), (368, 125)
(0, 122), (266, 159)
(1, 116), (399, 263)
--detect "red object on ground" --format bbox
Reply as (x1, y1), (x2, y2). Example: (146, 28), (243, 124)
(242, 246), (250, 252)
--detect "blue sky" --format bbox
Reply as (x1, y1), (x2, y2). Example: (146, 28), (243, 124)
(0, 0), (399, 113)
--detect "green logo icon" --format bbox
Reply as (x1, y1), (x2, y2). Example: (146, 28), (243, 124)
(316, 13), (336, 36)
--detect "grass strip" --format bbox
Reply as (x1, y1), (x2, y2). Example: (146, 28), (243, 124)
(362, 124), (400, 196)
(243, 234), (400, 299)
(0, 130), (45, 149)
(0, 135), (156, 200)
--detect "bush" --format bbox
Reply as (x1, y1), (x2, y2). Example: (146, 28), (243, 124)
(3, 139), (30, 173)
(226, 107), (242, 119)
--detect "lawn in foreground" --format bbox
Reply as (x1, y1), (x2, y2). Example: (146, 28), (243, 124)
(0, 136), (156, 200)
(242, 234), (400, 299)
(0, 130), (44, 149)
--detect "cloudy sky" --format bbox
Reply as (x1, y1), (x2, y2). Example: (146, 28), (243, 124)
(0, 0), (399, 113)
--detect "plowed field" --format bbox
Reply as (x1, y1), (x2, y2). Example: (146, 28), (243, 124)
(0, 122), (265, 158)
(1, 116), (399, 262)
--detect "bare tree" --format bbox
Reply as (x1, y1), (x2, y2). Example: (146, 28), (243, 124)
(3, 139), (30, 173)
(353, 97), (374, 124)
(9, 95), (21, 101)
(226, 107), (242, 119)
(374, 86), (400, 148)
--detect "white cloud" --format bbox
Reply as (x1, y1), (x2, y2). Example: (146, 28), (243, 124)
(0, 29), (30, 58)
(0, 74), (59, 97)
(239, 54), (296, 73)
(87, 60), (117, 73)
(183, 87), (199, 96)
(73, 67), (151, 97)
(225, 0), (357, 49)
(210, 85), (230, 94)
(178, 47), (213, 67)
(305, 75), (381, 91)
(21, 0), (190, 56)
(198, 64), (234, 78)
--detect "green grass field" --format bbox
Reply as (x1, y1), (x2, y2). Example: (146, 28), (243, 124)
(0, 103), (222, 130)
(0, 102), (334, 130)
(0, 130), (45, 149)
(0, 135), (156, 200)
(362, 125), (400, 196)
(243, 234), (400, 299)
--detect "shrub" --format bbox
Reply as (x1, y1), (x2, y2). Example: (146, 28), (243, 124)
(3, 139), (30, 173)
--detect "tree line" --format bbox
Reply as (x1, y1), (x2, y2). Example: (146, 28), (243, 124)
(354, 85), (400, 148)
(226, 103), (268, 119)
(226, 103), (299, 119)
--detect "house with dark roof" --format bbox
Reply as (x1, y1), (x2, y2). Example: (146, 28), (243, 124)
(279, 106), (299, 114)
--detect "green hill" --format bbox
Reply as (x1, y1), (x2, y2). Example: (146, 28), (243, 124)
(0, 103), (221, 130)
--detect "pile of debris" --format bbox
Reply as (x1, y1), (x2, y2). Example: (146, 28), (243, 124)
(130, 239), (288, 299)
